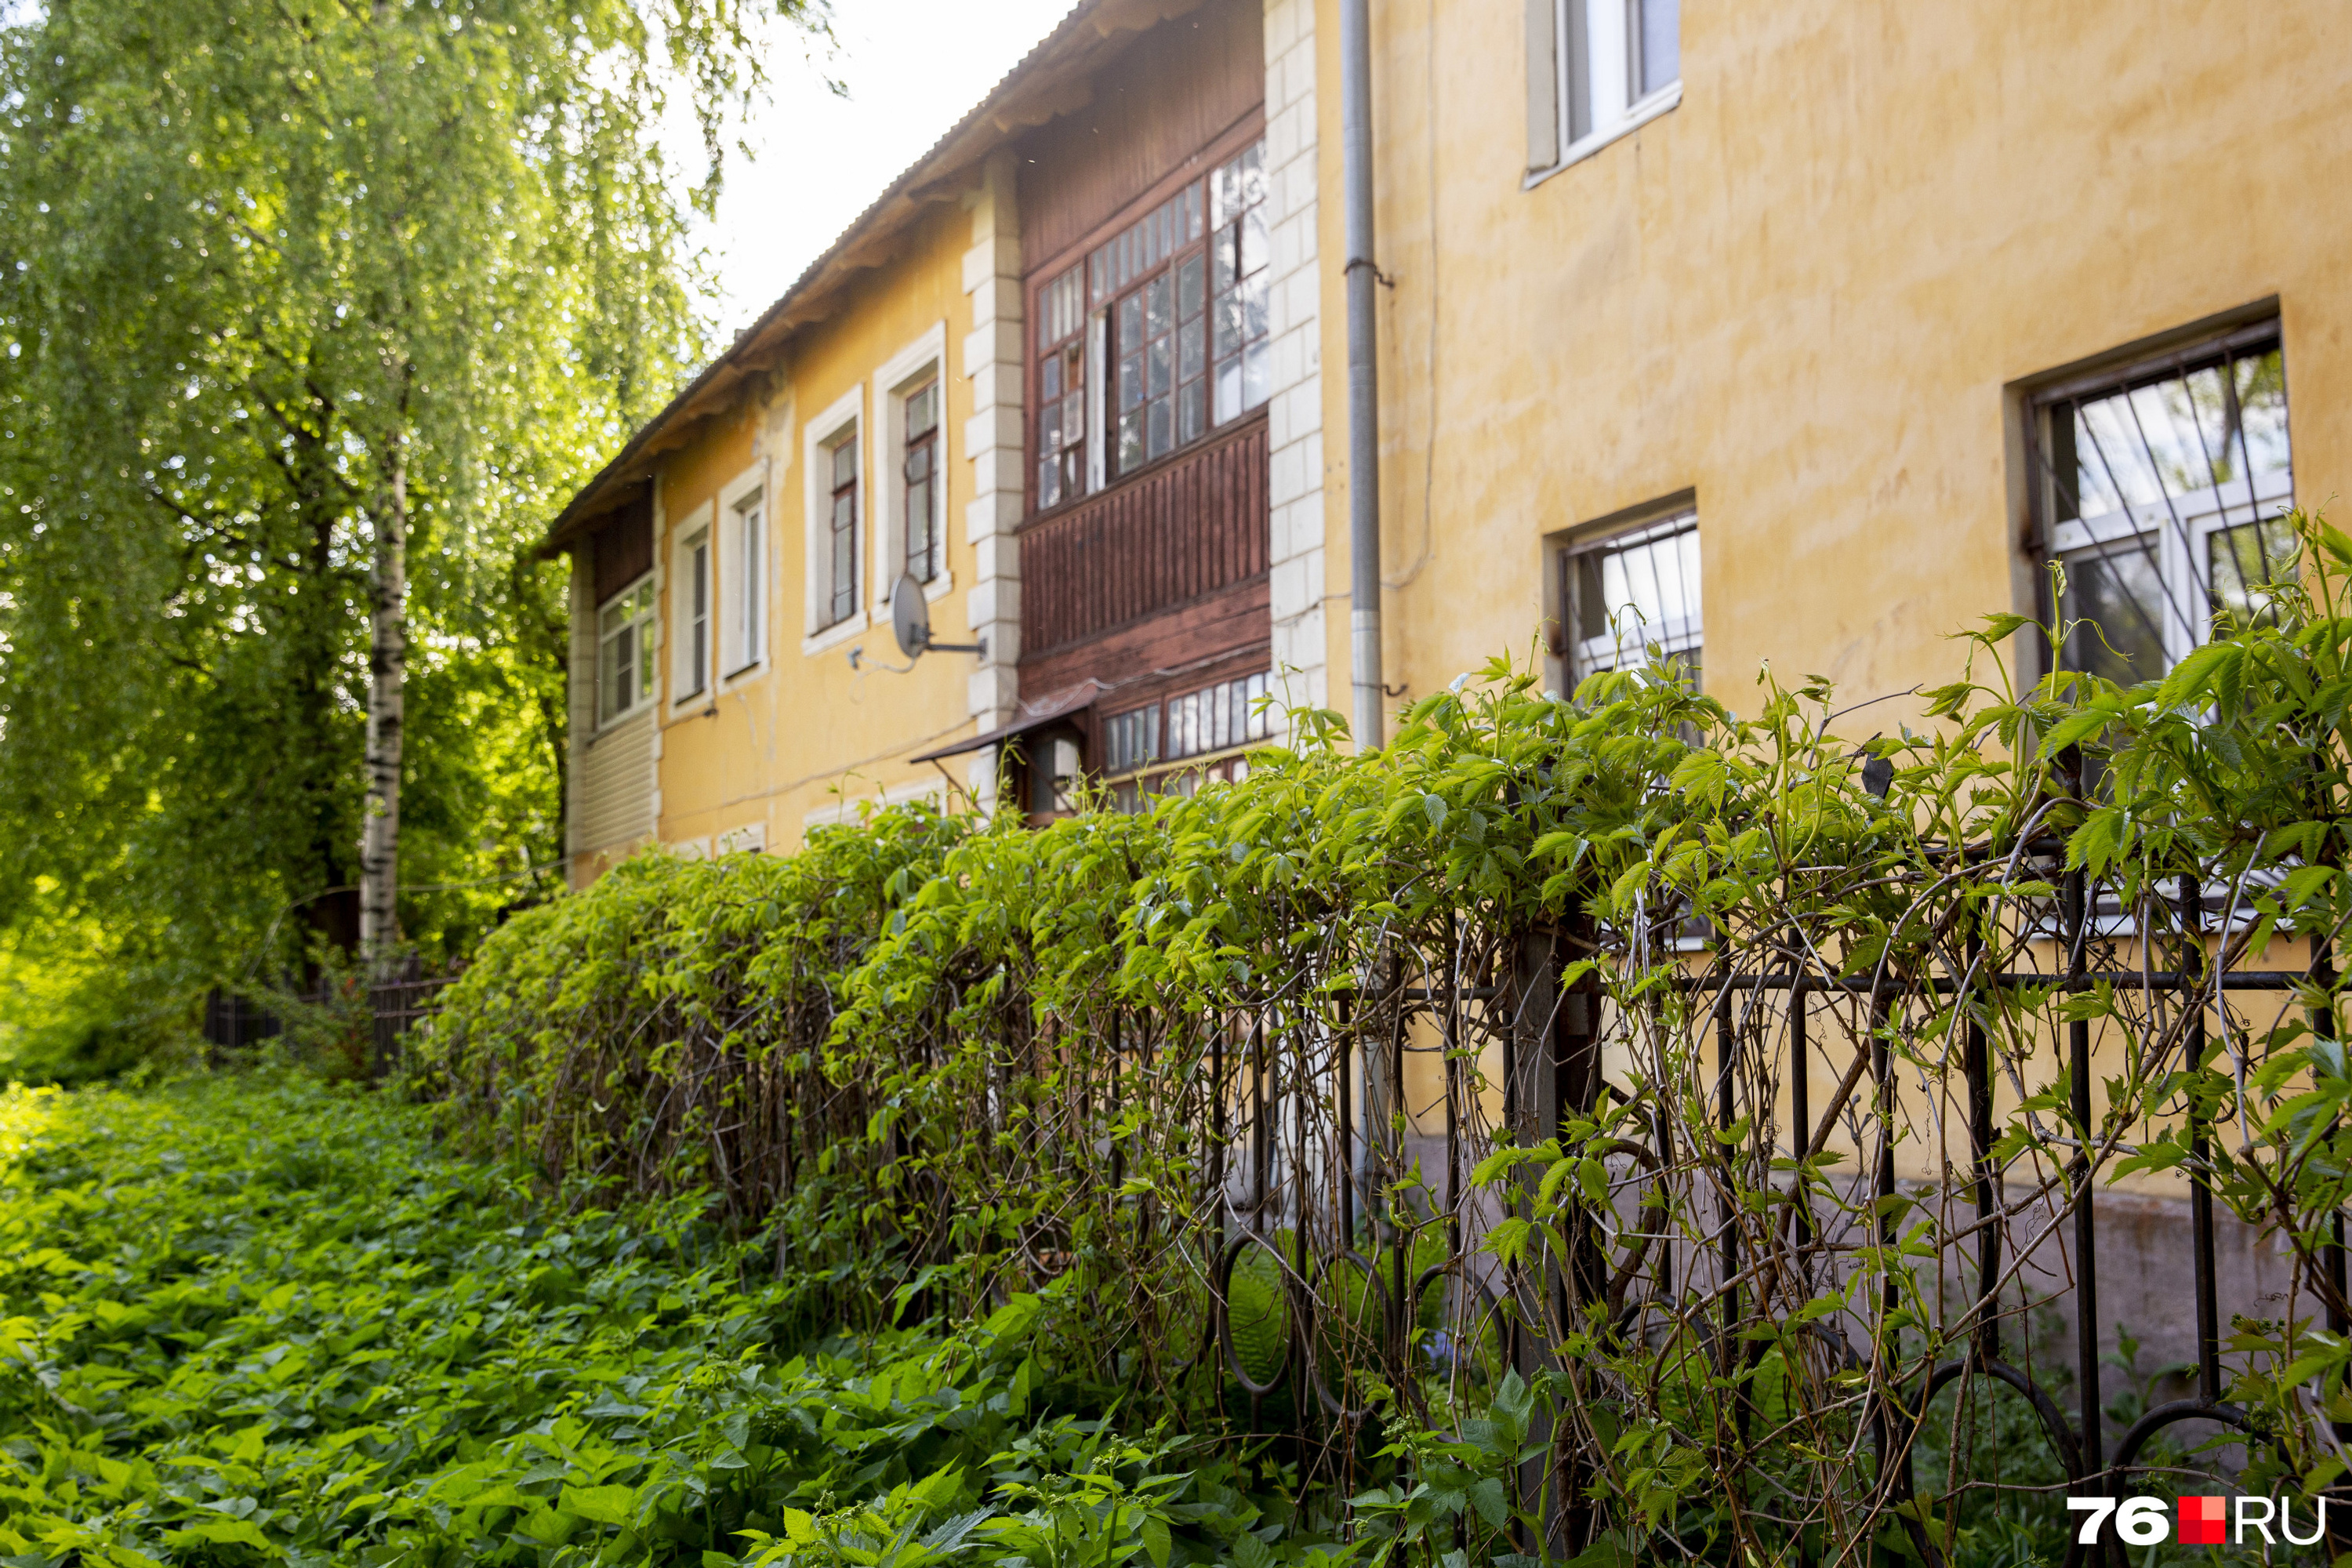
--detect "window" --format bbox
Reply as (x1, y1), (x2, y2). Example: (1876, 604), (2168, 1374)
(1101, 182), (1207, 477)
(1036, 267), (1087, 510)
(1164, 670), (1274, 762)
(1630, 0), (1679, 100)
(678, 529), (710, 699)
(823, 430), (858, 629)
(902, 379), (941, 584)
(2035, 327), (2293, 685)
(1033, 137), (1272, 508)
(597, 576), (657, 724)
(1207, 143), (1271, 427)
(1563, 510), (1701, 688)
(728, 489), (764, 673)
(1028, 736), (1082, 816)
(1102, 671), (1273, 780)
(1538, 0), (1681, 170)
(1102, 706), (1160, 775)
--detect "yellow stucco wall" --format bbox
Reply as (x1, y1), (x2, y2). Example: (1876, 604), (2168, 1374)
(1319, 1), (2352, 721)
(1327, 1), (2352, 1171)
(642, 199), (985, 864)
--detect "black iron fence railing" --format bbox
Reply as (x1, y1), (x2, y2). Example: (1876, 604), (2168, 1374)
(199, 970), (463, 1076)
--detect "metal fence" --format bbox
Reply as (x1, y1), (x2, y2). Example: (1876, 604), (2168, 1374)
(1147, 845), (2339, 1563)
(199, 968), (463, 1076)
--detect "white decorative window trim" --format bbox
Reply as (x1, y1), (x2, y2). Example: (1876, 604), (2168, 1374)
(717, 463), (771, 688)
(801, 384), (868, 655)
(1525, 80), (1680, 190)
(595, 571), (660, 731)
(668, 499), (715, 706)
(871, 321), (954, 608)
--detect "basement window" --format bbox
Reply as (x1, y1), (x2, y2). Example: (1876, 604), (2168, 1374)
(2033, 325), (2294, 684)
(1562, 509), (1701, 690)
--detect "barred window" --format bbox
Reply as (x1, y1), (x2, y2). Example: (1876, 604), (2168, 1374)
(2035, 326), (2293, 685)
(1563, 510), (1701, 689)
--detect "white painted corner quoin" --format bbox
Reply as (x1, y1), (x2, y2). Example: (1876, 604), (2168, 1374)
(961, 148), (1025, 806)
(1263, 0), (1327, 727)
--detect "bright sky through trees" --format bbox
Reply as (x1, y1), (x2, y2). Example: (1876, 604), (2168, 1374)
(687, 0), (1076, 335)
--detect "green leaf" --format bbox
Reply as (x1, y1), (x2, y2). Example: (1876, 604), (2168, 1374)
(162, 1519), (275, 1553)
(561, 1483), (636, 1527)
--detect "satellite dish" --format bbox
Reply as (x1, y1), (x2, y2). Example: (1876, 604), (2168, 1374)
(889, 572), (985, 661)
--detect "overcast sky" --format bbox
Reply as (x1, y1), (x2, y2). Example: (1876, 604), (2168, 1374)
(685, 0), (1077, 338)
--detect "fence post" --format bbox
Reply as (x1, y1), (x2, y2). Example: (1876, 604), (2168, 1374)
(1505, 914), (1603, 1555)
(2063, 861), (2103, 1484)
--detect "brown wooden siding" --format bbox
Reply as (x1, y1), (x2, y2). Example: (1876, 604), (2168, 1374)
(1022, 581), (1269, 719)
(1018, 0), (1265, 274)
(1019, 412), (1269, 661)
(590, 488), (654, 604)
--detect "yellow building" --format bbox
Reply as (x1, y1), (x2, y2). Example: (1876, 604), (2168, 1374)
(1283, 0), (2352, 1378)
(551, 0), (1320, 879)
(554, 0), (2351, 872)
(543, 0), (2351, 1383)
(1319, 1), (2348, 727)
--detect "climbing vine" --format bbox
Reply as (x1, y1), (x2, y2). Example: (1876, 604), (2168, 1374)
(423, 510), (2352, 1565)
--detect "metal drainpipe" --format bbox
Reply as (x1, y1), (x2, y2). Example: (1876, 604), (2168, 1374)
(1341, 0), (1384, 750)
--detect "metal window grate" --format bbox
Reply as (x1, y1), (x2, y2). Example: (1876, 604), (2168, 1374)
(2031, 328), (2294, 684)
(1563, 509), (1701, 689)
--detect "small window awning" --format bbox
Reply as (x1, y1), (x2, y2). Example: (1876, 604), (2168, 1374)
(909, 680), (1108, 764)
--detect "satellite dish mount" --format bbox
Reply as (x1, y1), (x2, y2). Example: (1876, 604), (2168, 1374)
(891, 572), (985, 662)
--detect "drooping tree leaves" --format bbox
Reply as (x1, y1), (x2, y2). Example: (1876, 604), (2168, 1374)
(0, 0), (825, 1060)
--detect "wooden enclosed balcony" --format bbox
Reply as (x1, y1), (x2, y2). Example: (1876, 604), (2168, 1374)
(1019, 412), (1269, 660)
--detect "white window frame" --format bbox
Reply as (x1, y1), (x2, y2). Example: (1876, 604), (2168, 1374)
(1561, 506), (1701, 687)
(801, 386), (867, 655)
(670, 501), (714, 706)
(596, 572), (659, 729)
(717, 465), (769, 683)
(870, 322), (953, 608)
(2037, 324), (2294, 677)
(1528, 0), (1682, 188)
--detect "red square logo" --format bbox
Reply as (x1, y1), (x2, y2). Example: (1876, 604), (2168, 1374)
(2179, 1496), (2227, 1546)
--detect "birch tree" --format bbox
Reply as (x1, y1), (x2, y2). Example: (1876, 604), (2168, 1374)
(0, 0), (826, 1011)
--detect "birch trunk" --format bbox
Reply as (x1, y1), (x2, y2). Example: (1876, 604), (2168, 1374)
(359, 443), (408, 977)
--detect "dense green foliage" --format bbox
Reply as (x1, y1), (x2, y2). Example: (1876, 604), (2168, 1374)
(419, 515), (2352, 1564)
(0, 0), (824, 1077)
(0, 1076), (1445, 1567)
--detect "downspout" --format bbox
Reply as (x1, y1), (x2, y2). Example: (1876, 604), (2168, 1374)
(1341, 0), (1384, 750)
